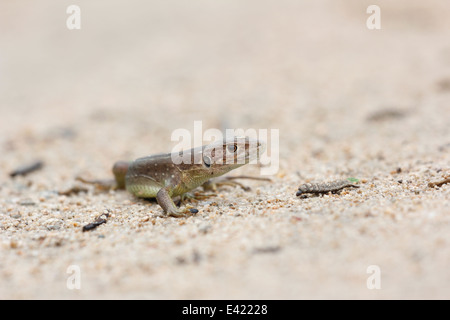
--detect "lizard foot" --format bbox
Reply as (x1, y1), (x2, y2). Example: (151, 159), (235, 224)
(166, 205), (199, 218)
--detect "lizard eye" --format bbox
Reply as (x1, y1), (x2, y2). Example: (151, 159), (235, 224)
(227, 144), (238, 153)
(203, 155), (211, 168)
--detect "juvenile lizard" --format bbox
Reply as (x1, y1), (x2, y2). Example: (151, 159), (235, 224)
(79, 137), (265, 217)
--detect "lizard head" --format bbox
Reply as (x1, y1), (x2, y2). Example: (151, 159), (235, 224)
(200, 136), (266, 177)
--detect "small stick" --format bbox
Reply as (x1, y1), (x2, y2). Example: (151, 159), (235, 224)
(82, 210), (111, 232)
(9, 160), (44, 177)
(428, 177), (450, 188)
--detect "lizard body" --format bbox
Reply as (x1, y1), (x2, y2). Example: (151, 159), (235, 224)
(98, 137), (264, 217)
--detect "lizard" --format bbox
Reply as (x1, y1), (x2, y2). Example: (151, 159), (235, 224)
(78, 136), (266, 217)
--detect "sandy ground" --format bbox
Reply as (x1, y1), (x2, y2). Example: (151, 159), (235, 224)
(1, 0), (449, 299)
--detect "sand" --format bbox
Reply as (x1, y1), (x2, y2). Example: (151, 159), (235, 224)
(0, 0), (449, 299)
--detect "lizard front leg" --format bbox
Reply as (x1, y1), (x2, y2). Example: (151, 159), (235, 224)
(156, 186), (198, 217)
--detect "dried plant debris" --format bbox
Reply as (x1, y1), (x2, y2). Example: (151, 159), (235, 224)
(82, 210), (111, 232)
(251, 245), (282, 254)
(366, 108), (407, 122)
(58, 186), (89, 196)
(390, 167), (402, 174)
(428, 177), (450, 188)
(296, 178), (360, 198)
(9, 160), (44, 177)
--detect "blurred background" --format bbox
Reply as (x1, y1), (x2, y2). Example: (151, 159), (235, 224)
(1, 0), (449, 299)
(1, 0), (449, 175)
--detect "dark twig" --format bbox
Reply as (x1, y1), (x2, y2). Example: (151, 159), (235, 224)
(9, 160), (44, 177)
(428, 177), (450, 188)
(82, 210), (111, 232)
